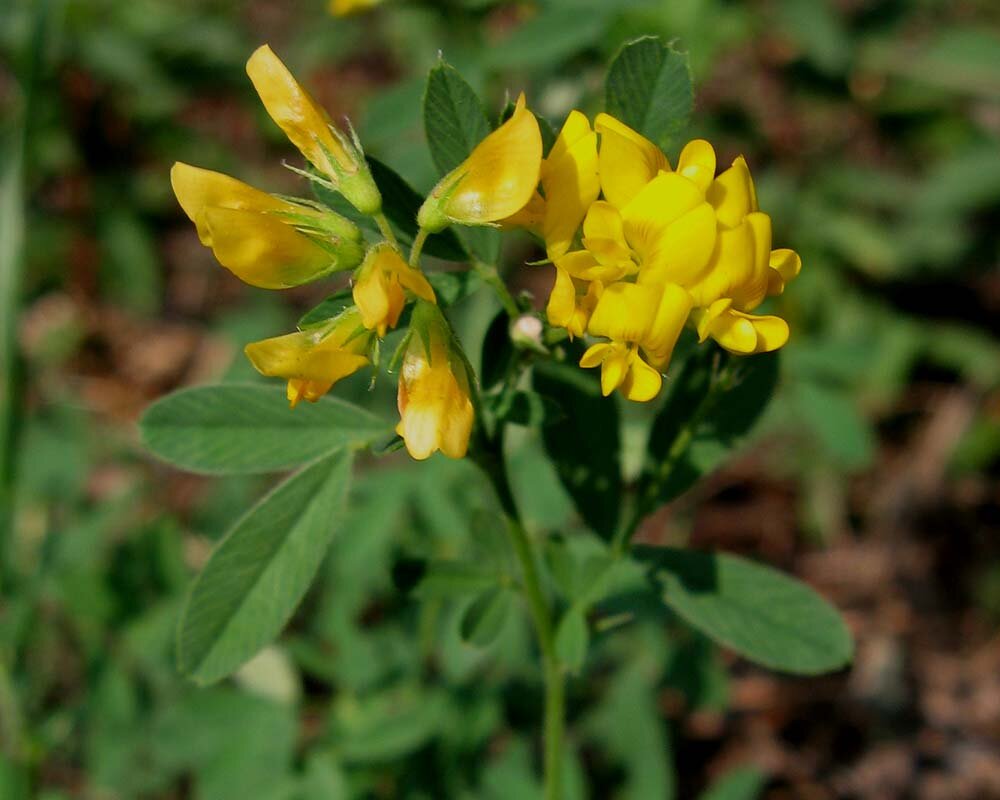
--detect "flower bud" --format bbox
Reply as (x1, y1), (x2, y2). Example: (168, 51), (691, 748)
(246, 45), (381, 215)
(171, 162), (364, 288)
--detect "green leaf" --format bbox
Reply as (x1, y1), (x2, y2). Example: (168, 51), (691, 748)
(637, 546), (854, 675)
(460, 588), (513, 646)
(791, 381), (874, 469)
(644, 349), (779, 507)
(177, 450), (354, 683)
(697, 766), (767, 800)
(485, 7), (611, 71)
(424, 60), (492, 176)
(605, 36), (693, 147)
(140, 385), (391, 475)
(422, 60), (501, 265)
(413, 561), (504, 599)
(534, 359), (622, 539)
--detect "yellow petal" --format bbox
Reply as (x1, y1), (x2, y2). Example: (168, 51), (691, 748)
(642, 283), (693, 369)
(329, 0), (381, 15)
(546, 267), (577, 330)
(595, 113), (668, 209)
(622, 350), (662, 402)
(583, 200), (625, 242)
(706, 155), (758, 228)
(641, 201), (718, 286)
(541, 110), (599, 258)
(600, 343), (630, 396)
(621, 172), (703, 262)
(744, 312), (789, 352)
(676, 139), (717, 194)
(686, 218), (755, 308)
(579, 341), (613, 368)
(692, 298), (732, 343)
(587, 282), (659, 343)
(204, 207), (334, 289)
(246, 45), (351, 180)
(422, 94), (542, 229)
(554, 249), (625, 282)
(246, 326), (370, 386)
(705, 310), (758, 354)
(766, 248), (802, 296)
(502, 190), (545, 232)
(731, 212), (771, 311)
(170, 162), (294, 246)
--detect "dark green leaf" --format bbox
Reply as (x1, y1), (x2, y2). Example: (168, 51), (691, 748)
(177, 450), (353, 684)
(644, 349), (779, 507)
(423, 60), (492, 176)
(297, 289), (353, 329)
(534, 359), (622, 540)
(636, 546), (854, 675)
(460, 588), (513, 646)
(605, 36), (693, 147)
(698, 766), (767, 800)
(141, 385), (391, 474)
(413, 561), (504, 599)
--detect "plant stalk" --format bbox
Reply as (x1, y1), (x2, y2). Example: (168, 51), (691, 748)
(474, 261), (520, 318)
(477, 449), (564, 800)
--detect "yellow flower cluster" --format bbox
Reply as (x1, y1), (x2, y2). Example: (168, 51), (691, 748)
(510, 112), (801, 401)
(171, 45), (798, 462)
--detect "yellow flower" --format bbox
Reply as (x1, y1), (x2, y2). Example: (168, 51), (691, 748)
(417, 94), (542, 233)
(546, 262), (602, 339)
(504, 110), (599, 258)
(579, 341), (662, 402)
(244, 308), (373, 407)
(329, 0), (382, 15)
(171, 162), (364, 288)
(396, 304), (474, 460)
(246, 45), (381, 215)
(352, 243), (436, 337)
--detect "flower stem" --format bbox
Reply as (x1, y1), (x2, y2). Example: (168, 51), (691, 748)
(474, 261), (520, 318)
(373, 211), (398, 247)
(477, 450), (564, 800)
(409, 227), (430, 267)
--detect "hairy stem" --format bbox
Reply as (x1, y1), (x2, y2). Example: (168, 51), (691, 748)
(373, 211), (398, 247)
(408, 227), (430, 267)
(477, 449), (564, 800)
(474, 261), (520, 318)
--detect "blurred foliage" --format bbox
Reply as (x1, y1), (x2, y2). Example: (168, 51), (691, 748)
(1, 0), (999, 797)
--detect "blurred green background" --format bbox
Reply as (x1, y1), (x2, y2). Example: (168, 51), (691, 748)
(2, 0), (1000, 798)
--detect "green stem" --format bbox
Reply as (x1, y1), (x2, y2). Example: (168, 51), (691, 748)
(477, 450), (564, 800)
(409, 227), (430, 267)
(474, 261), (520, 318)
(373, 211), (398, 247)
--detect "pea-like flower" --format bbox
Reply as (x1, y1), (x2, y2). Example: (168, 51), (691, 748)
(417, 94), (542, 233)
(244, 308), (374, 407)
(395, 303), (474, 460)
(329, 0), (382, 15)
(171, 162), (364, 288)
(246, 45), (381, 215)
(352, 243), (436, 337)
(514, 111), (802, 401)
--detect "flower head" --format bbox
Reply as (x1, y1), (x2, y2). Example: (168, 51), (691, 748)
(516, 111), (801, 400)
(353, 243), (436, 337)
(244, 308), (374, 407)
(171, 162), (364, 288)
(246, 45), (381, 215)
(395, 303), (474, 460)
(418, 94), (542, 232)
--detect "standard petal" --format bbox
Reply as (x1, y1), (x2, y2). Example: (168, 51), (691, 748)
(706, 155), (758, 228)
(594, 113), (668, 209)
(587, 282), (659, 343)
(676, 139), (717, 194)
(170, 162), (292, 246)
(436, 94), (543, 226)
(641, 201), (718, 286)
(621, 172), (704, 262)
